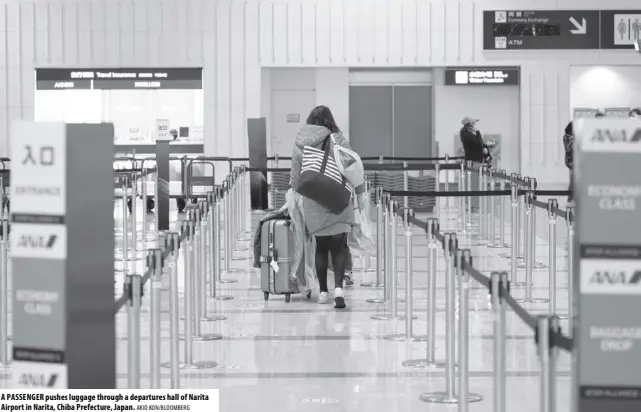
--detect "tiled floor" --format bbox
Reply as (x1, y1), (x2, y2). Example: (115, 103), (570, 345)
(3, 192), (575, 412)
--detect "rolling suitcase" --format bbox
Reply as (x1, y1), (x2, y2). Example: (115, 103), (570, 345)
(260, 218), (311, 303)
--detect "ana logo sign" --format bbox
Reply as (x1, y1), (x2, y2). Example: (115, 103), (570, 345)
(590, 270), (641, 285)
(590, 128), (641, 143)
(17, 373), (58, 388)
(581, 260), (641, 295)
(18, 234), (57, 249)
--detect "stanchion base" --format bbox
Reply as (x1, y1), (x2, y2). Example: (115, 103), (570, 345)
(515, 298), (549, 304)
(556, 315), (569, 320)
(402, 359), (446, 368)
(370, 314), (417, 321)
(510, 281), (526, 288)
(419, 392), (483, 404)
(179, 333), (223, 341)
(383, 334), (427, 342)
(357, 268), (376, 273)
(219, 278), (238, 284)
(213, 295), (234, 301)
(533, 262), (548, 269)
(487, 243), (509, 249)
(360, 282), (384, 288)
(160, 361), (218, 370)
(180, 315), (226, 322)
(365, 297), (387, 304)
(231, 256), (251, 261)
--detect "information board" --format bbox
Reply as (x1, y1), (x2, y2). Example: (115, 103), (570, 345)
(574, 118), (641, 412)
(483, 10), (600, 50)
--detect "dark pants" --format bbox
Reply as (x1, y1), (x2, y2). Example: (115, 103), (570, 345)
(568, 171), (574, 202)
(316, 233), (349, 292)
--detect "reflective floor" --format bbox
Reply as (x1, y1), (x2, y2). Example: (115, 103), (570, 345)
(3, 195), (574, 411)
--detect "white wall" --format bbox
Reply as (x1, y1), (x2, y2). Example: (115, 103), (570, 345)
(432, 68), (520, 173)
(316, 68), (349, 137)
(570, 66), (641, 112)
(262, 67), (350, 152)
(3, 0), (641, 183)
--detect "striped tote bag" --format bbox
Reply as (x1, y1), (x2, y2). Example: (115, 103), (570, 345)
(296, 136), (353, 214)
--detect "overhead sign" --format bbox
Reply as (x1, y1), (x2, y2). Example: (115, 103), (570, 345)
(486, 10), (641, 50)
(35, 68), (203, 90)
(483, 10), (600, 50)
(444, 67), (519, 85)
(575, 118), (641, 412)
(600, 10), (641, 49)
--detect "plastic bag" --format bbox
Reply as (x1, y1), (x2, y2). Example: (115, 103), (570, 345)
(348, 209), (375, 254)
(284, 189), (318, 294)
(331, 134), (365, 188)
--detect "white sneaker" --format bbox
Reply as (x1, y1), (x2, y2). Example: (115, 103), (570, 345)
(317, 292), (329, 304)
(334, 288), (346, 309)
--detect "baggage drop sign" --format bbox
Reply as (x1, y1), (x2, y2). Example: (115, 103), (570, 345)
(575, 118), (641, 412)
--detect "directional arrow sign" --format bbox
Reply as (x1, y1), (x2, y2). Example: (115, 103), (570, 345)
(483, 10), (600, 49)
(569, 16), (587, 34)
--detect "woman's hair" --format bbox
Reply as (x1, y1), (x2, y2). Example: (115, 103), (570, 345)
(629, 108), (641, 117)
(306, 105), (340, 133)
(565, 121), (573, 136)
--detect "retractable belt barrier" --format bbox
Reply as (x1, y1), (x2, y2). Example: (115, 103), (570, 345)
(112, 163), (253, 389)
(357, 161), (575, 412)
(0, 152), (575, 399)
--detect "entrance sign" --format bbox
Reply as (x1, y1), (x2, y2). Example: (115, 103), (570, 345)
(574, 118), (641, 412)
(483, 10), (600, 50)
(10, 122), (115, 388)
(444, 67), (519, 85)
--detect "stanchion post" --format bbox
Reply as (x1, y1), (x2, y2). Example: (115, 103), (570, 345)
(121, 176), (130, 268)
(141, 175), (148, 247)
(478, 165), (486, 241)
(209, 190), (233, 301)
(160, 232), (182, 388)
(390, 200), (399, 317)
(566, 207), (575, 335)
(434, 163), (441, 221)
(148, 248), (163, 389)
(384, 208), (424, 341)
(458, 164), (465, 227)
(516, 176), (526, 261)
(363, 187), (384, 289)
(498, 176), (508, 246)
(130, 172), (138, 259)
(509, 184), (520, 285)
(421, 232), (459, 403)
(371, 197), (397, 319)
(363, 179), (374, 272)
(537, 316), (554, 412)
(548, 199), (558, 315)
(465, 163), (472, 227)
(491, 272), (508, 412)
(530, 178), (546, 269)
(457, 250), (483, 409)
(403, 218), (445, 367)
(0, 218), (8, 367)
(126, 274), (142, 389)
(179, 220), (218, 367)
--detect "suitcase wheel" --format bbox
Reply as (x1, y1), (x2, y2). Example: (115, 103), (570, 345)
(263, 292), (269, 301)
(306, 292), (312, 300)
(285, 293), (291, 303)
